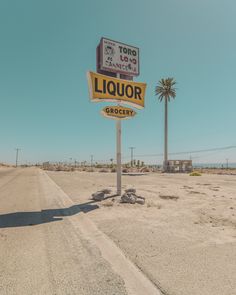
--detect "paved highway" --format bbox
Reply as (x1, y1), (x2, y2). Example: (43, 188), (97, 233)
(0, 168), (161, 295)
(0, 168), (128, 295)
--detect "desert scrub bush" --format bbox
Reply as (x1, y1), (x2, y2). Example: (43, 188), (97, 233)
(111, 168), (116, 173)
(99, 168), (109, 173)
(95, 164), (103, 168)
(189, 171), (202, 176)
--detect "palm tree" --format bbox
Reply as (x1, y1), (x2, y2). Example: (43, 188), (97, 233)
(155, 78), (176, 171)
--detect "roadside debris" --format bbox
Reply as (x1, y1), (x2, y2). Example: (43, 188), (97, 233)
(92, 189), (112, 201)
(92, 188), (145, 205)
(121, 189), (145, 205)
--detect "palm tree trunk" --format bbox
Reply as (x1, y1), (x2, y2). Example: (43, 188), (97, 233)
(164, 98), (168, 171)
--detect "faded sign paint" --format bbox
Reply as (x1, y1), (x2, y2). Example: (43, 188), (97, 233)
(100, 38), (139, 76)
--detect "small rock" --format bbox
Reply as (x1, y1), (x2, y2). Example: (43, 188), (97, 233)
(101, 189), (112, 194)
(121, 193), (136, 204)
(136, 198), (145, 205)
(92, 191), (105, 201)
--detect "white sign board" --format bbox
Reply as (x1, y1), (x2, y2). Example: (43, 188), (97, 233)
(100, 37), (139, 77)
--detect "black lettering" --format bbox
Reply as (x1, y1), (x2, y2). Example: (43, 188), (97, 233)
(95, 78), (102, 93)
(103, 79), (106, 94)
(125, 85), (134, 98)
(134, 86), (142, 100)
(117, 82), (124, 97)
(105, 107), (110, 113)
(132, 50), (137, 56)
(119, 46), (123, 53)
(107, 81), (116, 96)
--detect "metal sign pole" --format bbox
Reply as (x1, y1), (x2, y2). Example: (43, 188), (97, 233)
(116, 73), (122, 195)
(116, 119), (122, 195)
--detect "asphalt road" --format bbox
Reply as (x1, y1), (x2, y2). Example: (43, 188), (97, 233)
(0, 168), (128, 295)
(0, 168), (161, 295)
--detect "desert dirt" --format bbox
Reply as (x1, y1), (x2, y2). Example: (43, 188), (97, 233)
(48, 170), (236, 295)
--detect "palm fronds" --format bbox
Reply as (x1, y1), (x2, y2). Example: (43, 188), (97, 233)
(155, 78), (176, 102)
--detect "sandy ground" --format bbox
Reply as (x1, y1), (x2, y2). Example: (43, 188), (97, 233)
(48, 171), (236, 295)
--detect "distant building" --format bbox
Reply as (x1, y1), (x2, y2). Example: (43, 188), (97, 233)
(165, 160), (192, 173)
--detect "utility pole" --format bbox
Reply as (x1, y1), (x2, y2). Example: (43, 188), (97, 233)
(226, 158), (229, 169)
(15, 148), (20, 167)
(129, 147), (135, 167)
(90, 155), (94, 167)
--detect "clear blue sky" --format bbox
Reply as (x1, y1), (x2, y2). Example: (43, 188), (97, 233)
(0, 0), (236, 165)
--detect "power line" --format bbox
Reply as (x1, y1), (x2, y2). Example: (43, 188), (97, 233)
(122, 145), (236, 159)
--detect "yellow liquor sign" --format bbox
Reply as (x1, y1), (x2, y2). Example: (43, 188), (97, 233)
(87, 71), (146, 109)
(101, 106), (136, 120)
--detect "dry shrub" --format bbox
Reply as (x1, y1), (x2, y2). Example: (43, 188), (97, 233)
(190, 172), (202, 176)
(99, 168), (109, 173)
(56, 166), (63, 171)
(111, 168), (116, 173)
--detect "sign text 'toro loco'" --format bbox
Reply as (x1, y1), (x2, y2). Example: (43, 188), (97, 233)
(100, 37), (139, 76)
(87, 71), (146, 109)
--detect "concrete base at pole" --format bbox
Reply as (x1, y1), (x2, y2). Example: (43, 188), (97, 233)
(116, 119), (122, 195)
